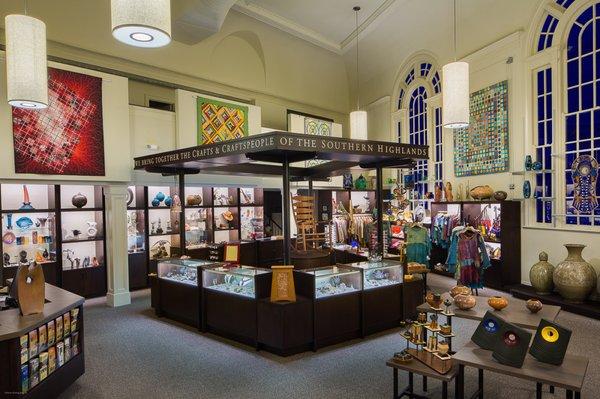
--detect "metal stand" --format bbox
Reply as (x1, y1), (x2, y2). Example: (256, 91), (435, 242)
(178, 172), (186, 256)
(375, 166), (384, 255)
(282, 154), (291, 265)
(393, 368), (449, 399)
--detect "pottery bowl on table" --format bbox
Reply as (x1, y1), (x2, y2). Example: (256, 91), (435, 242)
(454, 294), (476, 310)
(526, 299), (543, 313)
(488, 296), (508, 311)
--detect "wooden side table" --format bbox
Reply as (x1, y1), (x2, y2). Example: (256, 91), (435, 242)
(453, 342), (588, 399)
(387, 357), (458, 399)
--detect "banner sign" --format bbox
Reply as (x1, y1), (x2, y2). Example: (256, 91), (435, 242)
(134, 132), (428, 169)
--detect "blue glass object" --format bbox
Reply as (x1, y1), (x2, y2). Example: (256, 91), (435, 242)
(15, 217), (33, 229)
(155, 192), (166, 202)
(151, 198), (161, 207)
(523, 180), (532, 199)
(525, 155), (533, 171)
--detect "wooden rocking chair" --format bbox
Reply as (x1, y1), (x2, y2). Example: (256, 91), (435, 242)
(291, 195), (331, 251)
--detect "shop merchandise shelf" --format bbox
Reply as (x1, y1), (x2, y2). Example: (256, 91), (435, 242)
(61, 237), (105, 244)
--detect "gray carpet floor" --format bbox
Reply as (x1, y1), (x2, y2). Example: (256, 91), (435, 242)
(60, 274), (600, 398)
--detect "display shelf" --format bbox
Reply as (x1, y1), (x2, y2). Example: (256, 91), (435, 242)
(0, 209), (56, 214)
(61, 237), (104, 244)
(59, 207), (103, 213)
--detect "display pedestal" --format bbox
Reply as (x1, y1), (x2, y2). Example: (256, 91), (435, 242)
(155, 278), (201, 328)
(257, 296), (313, 356)
(290, 249), (332, 270)
(511, 284), (600, 320)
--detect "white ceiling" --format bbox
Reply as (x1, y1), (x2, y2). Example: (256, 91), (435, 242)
(233, 0), (397, 54)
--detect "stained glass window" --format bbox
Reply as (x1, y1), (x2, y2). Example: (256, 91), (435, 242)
(397, 89), (405, 110)
(405, 69), (415, 85)
(564, 3), (600, 226)
(434, 107), (443, 186)
(432, 72), (441, 94)
(538, 14), (559, 52)
(409, 86), (429, 204)
(556, 0), (575, 9)
(535, 67), (554, 223)
(420, 63), (432, 77)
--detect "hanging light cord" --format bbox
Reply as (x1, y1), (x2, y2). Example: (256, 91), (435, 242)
(453, 0), (457, 61)
(354, 6), (360, 111)
(24, 0), (28, 15)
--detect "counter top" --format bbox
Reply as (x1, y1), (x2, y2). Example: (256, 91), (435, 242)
(0, 283), (84, 341)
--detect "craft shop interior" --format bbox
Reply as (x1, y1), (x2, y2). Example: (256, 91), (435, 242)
(0, 1), (598, 398)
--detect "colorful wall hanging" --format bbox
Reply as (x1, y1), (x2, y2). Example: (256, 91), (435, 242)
(197, 97), (248, 145)
(571, 154), (598, 214)
(304, 117), (332, 168)
(454, 80), (509, 177)
(12, 67), (105, 175)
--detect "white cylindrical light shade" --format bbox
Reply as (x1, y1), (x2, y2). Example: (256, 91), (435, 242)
(111, 0), (171, 48)
(442, 61), (470, 128)
(5, 15), (48, 109)
(350, 110), (368, 140)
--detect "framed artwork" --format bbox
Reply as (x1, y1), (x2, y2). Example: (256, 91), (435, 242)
(12, 67), (105, 176)
(197, 97), (248, 145)
(454, 80), (509, 177)
(304, 117), (332, 168)
(224, 243), (240, 264)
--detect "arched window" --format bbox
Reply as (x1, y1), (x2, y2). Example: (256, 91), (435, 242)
(409, 86), (429, 201)
(564, 3), (600, 225)
(395, 60), (442, 197)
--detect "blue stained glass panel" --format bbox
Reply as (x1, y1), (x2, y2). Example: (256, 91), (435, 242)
(566, 115), (577, 141)
(546, 69), (552, 91)
(579, 111), (591, 139)
(567, 60), (578, 87)
(582, 54), (594, 82)
(538, 122), (545, 146)
(547, 121), (553, 144)
(568, 88), (579, 113)
(567, 25), (581, 60)
(582, 24), (594, 54)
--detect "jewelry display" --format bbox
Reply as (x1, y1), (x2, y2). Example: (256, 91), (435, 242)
(203, 265), (269, 299)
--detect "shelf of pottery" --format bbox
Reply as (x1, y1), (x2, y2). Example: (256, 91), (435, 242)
(1, 184), (58, 271)
(126, 186), (146, 255)
(147, 186), (181, 260)
(59, 185), (105, 272)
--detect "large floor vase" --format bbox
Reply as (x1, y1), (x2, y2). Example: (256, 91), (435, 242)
(553, 244), (597, 303)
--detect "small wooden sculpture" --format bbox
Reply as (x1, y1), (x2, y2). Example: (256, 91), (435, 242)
(14, 262), (45, 315)
(434, 184), (443, 202)
(444, 182), (454, 202)
(270, 265), (296, 302)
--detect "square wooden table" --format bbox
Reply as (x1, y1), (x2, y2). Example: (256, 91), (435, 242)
(453, 342), (588, 399)
(386, 357), (458, 399)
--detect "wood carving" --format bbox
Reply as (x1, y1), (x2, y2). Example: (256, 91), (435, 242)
(444, 182), (454, 202)
(15, 263), (45, 316)
(270, 265), (296, 302)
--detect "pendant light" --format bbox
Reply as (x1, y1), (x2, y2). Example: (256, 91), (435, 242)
(442, 0), (469, 129)
(350, 6), (368, 140)
(111, 0), (171, 48)
(5, 0), (48, 109)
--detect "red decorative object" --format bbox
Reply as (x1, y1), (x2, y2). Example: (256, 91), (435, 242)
(12, 67), (105, 176)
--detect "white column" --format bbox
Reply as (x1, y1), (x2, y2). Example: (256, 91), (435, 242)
(104, 185), (131, 307)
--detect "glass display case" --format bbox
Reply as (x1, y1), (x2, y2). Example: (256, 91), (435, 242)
(157, 259), (218, 286)
(303, 265), (362, 299)
(345, 260), (403, 290)
(203, 265), (269, 298)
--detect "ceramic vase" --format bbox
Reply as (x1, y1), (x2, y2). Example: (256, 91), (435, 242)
(71, 193), (88, 208)
(488, 296), (508, 311)
(523, 180), (531, 199)
(494, 191), (508, 201)
(529, 251), (554, 295)
(454, 294), (476, 310)
(470, 185), (494, 200)
(444, 182), (454, 202)
(553, 244), (597, 303)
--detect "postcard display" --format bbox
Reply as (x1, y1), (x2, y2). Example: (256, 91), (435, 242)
(0, 300), (84, 398)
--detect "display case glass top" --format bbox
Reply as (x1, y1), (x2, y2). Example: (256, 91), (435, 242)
(157, 259), (219, 286)
(203, 265), (269, 298)
(345, 260), (403, 290)
(302, 265), (362, 299)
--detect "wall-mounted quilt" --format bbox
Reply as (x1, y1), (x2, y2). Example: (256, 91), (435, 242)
(197, 97), (248, 145)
